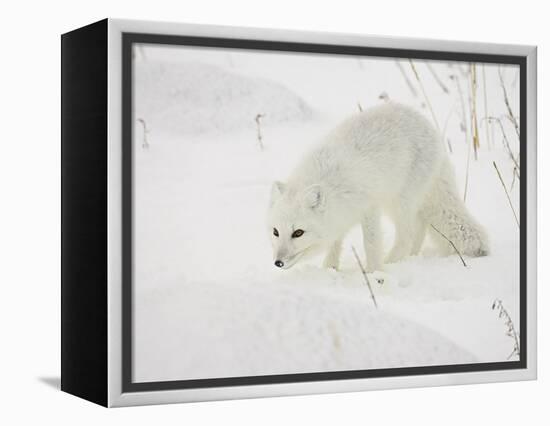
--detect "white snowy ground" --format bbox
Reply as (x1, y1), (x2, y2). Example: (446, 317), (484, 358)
(132, 45), (521, 382)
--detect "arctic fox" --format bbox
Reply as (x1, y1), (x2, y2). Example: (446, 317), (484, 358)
(267, 102), (489, 271)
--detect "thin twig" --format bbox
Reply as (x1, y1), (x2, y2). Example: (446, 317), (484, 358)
(498, 67), (520, 140)
(446, 138), (453, 154)
(430, 224), (468, 267)
(441, 101), (458, 154)
(409, 60), (440, 132)
(470, 63), (480, 160)
(357, 102), (363, 112)
(485, 117), (520, 176)
(503, 114), (521, 129)
(492, 299), (520, 360)
(351, 246), (378, 309)
(426, 62), (450, 94)
(493, 161), (520, 227)
(255, 113), (265, 151)
(137, 118), (150, 149)
(510, 167), (518, 192)
(395, 60), (418, 98)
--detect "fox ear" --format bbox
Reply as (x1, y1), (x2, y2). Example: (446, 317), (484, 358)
(304, 184), (325, 211)
(270, 181), (285, 205)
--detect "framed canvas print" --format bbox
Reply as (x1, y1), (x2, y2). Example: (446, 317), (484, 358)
(61, 18), (537, 407)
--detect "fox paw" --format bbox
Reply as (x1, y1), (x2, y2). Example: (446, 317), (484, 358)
(322, 256), (340, 270)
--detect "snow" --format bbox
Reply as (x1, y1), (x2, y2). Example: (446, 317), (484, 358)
(132, 44), (521, 382)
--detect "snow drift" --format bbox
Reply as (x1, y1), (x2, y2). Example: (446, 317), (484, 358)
(135, 276), (476, 382)
(135, 61), (313, 136)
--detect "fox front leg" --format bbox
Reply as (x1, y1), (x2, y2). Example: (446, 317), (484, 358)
(323, 239), (343, 270)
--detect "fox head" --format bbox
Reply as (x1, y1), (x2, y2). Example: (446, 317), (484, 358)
(267, 181), (326, 269)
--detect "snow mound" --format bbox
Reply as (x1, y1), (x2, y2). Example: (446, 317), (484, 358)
(135, 278), (476, 382)
(134, 61), (313, 136)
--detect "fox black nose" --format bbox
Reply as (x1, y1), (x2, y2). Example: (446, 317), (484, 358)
(274, 260), (284, 268)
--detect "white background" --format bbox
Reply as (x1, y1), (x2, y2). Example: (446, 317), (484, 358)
(0, 0), (546, 424)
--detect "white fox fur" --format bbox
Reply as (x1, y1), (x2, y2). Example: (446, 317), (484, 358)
(267, 102), (489, 271)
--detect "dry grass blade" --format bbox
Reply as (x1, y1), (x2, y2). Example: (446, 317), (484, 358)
(498, 67), (520, 140)
(485, 117), (520, 175)
(482, 65), (492, 150)
(395, 60), (418, 98)
(351, 246), (378, 309)
(493, 161), (520, 227)
(409, 60), (440, 132)
(137, 118), (150, 149)
(441, 101), (458, 155)
(470, 64), (480, 160)
(446, 138), (453, 154)
(510, 167), (518, 192)
(255, 113), (265, 151)
(430, 224), (468, 267)
(492, 299), (520, 360)
(426, 62), (450, 94)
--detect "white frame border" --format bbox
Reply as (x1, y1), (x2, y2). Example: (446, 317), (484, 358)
(107, 18), (537, 407)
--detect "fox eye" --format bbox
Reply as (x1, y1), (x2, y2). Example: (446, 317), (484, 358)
(273, 228), (279, 237)
(291, 229), (304, 238)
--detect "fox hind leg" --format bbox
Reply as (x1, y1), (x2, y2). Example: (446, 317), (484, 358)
(410, 217), (427, 256)
(386, 202), (418, 264)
